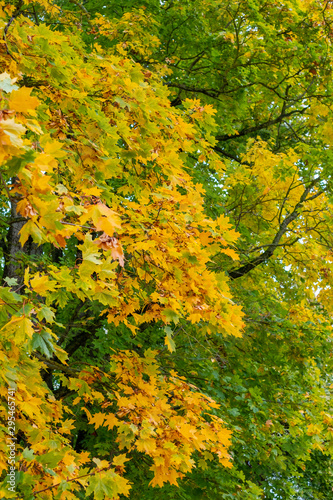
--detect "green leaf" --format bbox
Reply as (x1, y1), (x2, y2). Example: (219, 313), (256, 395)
(38, 306), (55, 323)
(114, 96), (131, 110)
(3, 277), (18, 287)
(38, 451), (63, 468)
(22, 448), (35, 461)
(0, 76), (18, 92)
(162, 309), (180, 324)
(164, 325), (176, 352)
(31, 331), (55, 357)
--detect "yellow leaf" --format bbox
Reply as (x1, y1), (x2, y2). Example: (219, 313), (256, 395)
(105, 413), (119, 429)
(33, 173), (52, 194)
(43, 140), (67, 157)
(95, 216), (118, 236)
(178, 423), (195, 440)
(113, 454), (130, 466)
(307, 424), (322, 436)
(2, 316), (34, 342)
(30, 275), (56, 295)
(89, 412), (106, 429)
(9, 87), (39, 113)
(19, 221), (43, 246)
(20, 396), (43, 417)
(0, 118), (25, 147)
(92, 457), (109, 468)
(59, 419), (76, 433)
(220, 247), (239, 260)
(164, 326), (175, 352)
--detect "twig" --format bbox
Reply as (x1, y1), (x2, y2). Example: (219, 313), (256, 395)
(32, 465), (112, 495)
(228, 178), (323, 279)
(68, 0), (93, 28)
(33, 352), (79, 375)
(3, 0), (24, 60)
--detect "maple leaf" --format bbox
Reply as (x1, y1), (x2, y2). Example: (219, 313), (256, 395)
(3, 1), (333, 498)
(0, 72), (19, 92)
(95, 233), (125, 267)
(90, 412), (106, 429)
(0, 118), (26, 147)
(164, 326), (176, 352)
(9, 87), (39, 113)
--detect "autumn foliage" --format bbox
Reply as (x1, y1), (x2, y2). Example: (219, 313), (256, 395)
(1, 0), (333, 498)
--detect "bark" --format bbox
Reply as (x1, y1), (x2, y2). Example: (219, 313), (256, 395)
(2, 197), (27, 286)
(2, 197), (42, 287)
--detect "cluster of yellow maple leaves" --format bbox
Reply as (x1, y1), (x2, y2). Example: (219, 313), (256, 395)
(0, 0), (242, 497)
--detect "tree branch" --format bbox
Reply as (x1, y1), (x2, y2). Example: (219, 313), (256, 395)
(216, 107), (309, 142)
(32, 465), (112, 496)
(228, 179), (323, 279)
(167, 82), (221, 99)
(213, 145), (250, 165)
(33, 352), (80, 375)
(3, 0), (24, 60)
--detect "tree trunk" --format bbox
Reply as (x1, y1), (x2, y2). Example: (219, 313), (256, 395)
(2, 197), (42, 287)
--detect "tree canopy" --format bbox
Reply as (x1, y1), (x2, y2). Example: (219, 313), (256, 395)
(1, 0), (333, 498)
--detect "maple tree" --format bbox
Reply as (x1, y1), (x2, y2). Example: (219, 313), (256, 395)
(1, 0), (333, 498)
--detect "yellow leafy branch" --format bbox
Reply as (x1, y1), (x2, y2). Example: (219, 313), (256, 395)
(31, 464), (112, 496)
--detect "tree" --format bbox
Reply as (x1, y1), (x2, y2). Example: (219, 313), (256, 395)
(1, 0), (333, 499)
